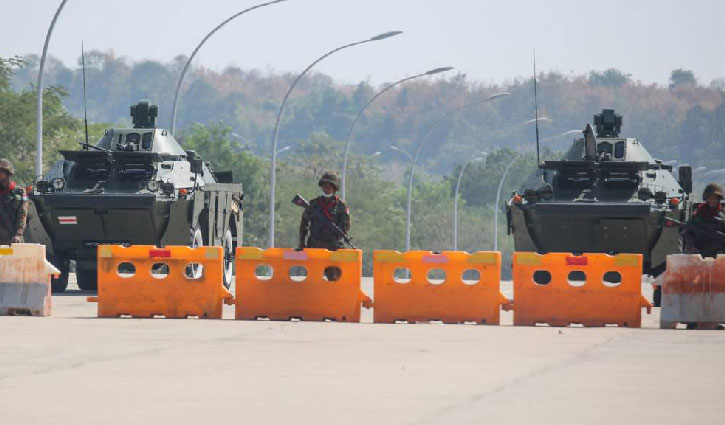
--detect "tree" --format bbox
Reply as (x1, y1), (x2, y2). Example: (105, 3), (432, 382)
(0, 57), (81, 183)
(589, 68), (631, 87)
(669, 69), (697, 89)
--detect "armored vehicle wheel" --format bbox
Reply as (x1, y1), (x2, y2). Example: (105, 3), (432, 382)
(49, 257), (70, 293)
(186, 226), (205, 279)
(77, 269), (98, 291)
(222, 228), (234, 289)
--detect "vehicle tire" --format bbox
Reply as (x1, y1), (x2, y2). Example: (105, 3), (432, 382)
(187, 221), (206, 280)
(77, 269), (98, 291)
(222, 228), (234, 289)
(49, 256), (70, 293)
(653, 286), (662, 307)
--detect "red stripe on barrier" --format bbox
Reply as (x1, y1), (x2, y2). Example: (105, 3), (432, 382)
(566, 256), (588, 266)
(149, 249), (171, 258)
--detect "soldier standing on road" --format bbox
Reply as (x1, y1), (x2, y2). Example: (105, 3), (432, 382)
(298, 172), (350, 251)
(683, 183), (725, 257)
(0, 159), (28, 245)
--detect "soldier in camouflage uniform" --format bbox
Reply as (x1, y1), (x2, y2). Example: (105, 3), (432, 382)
(0, 159), (28, 245)
(299, 172), (350, 251)
(683, 183), (725, 257)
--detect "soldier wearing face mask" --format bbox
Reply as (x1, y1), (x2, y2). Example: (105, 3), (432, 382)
(298, 172), (350, 251)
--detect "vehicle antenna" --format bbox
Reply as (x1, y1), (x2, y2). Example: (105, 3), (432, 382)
(81, 40), (89, 147)
(533, 49), (541, 165)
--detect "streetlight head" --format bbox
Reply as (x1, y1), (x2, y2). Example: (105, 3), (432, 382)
(370, 30), (403, 41)
(372, 151), (382, 157)
(486, 92), (510, 101)
(426, 66), (454, 75)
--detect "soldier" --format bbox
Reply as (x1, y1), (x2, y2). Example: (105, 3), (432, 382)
(683, 183), (725, 257)
(298, 172), (350, 251)
(0, 159), (28, 245)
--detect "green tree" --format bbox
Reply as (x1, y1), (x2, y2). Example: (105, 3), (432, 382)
(669, 68), (697, 89)
(0, 57), (81, 184)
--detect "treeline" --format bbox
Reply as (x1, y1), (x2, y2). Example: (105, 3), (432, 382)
(10, 51), (725, 175)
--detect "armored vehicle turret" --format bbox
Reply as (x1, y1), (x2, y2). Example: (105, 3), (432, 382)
(25, 101), (243, 292)
(507, 109), (691, 302)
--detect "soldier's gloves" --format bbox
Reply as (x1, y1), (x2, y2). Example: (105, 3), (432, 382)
(11, 236), (21, 244)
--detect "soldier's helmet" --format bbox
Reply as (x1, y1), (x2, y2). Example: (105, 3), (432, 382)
(703, 183), (724, 201)
(0, 158), (14, 176)
(318, 172), (340, 191)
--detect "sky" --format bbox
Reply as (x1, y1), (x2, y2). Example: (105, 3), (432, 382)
(1, 0), (724, 86)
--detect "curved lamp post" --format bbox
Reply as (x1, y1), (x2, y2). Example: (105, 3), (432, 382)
(453, 152), (486, 251)
(340, 66), (454, 199)
(493, 153), (522, 251)
(404, 92), (509, 252)
(268, 30), (403, 247)
(36, 0), (69, 178)
(170, 0), (287, 135)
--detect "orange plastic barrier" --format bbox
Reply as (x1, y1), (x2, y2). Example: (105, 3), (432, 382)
(90, 245), (232, 318)
(513, 252), (651, 327)
(373, 250), (507, 324)
(659, 254), (725, 329)
(234, 247), (370, 322)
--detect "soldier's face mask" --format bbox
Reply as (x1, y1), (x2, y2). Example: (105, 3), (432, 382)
(320, 182), (335, 197)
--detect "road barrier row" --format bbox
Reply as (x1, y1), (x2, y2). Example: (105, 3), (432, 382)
(659, 254), (725, 329)
(55, 246), (721, 329)
(0, 243), (58, 316)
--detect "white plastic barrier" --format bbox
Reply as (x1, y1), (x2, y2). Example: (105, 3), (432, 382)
(660, 254), (725, 329)
(0, 244), (59, 316)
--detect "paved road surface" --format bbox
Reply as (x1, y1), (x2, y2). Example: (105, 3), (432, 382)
(1, 277), (723, 425)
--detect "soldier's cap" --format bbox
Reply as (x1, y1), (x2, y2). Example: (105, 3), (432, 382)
(703, 182), (723, 200)
(318, 172), (340, 191)
(0, 158), (14, 176)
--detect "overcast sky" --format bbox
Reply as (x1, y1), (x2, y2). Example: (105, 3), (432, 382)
(1, 0), (724, 86)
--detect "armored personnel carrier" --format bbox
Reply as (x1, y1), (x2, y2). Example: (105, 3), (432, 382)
(507, 109), (691, 304)
(25, 101), (243, 292)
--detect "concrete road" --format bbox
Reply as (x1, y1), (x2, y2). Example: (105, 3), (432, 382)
(1, 277), (724, 425)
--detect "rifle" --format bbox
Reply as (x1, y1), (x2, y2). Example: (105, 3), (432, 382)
(292, 193), (355, 249)
(665, 217), (725, 247)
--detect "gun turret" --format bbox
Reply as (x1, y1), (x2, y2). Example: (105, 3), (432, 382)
(594, 109), (622, 137)
(130, 101), (158, 129)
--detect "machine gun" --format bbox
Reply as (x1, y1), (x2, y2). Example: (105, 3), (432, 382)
(292, 193), (355, 249)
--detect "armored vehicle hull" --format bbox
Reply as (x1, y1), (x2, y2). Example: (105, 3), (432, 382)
(507, 110), (691, 304)
(25, 102), (243, 292)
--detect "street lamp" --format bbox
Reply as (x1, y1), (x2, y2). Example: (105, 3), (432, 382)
(390, 145), (414, 163)
(453, 153), (486, 251)
(493, 153), (521, 251)
(268, 30), (403, 248)
(277, 145), (292, 156)
(540, 129), (580, 142)
(340, 66), (454, 199)
(36, 0), (69, 178)
(403, 92), (509, 252)
(170, 0), (288, 135)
